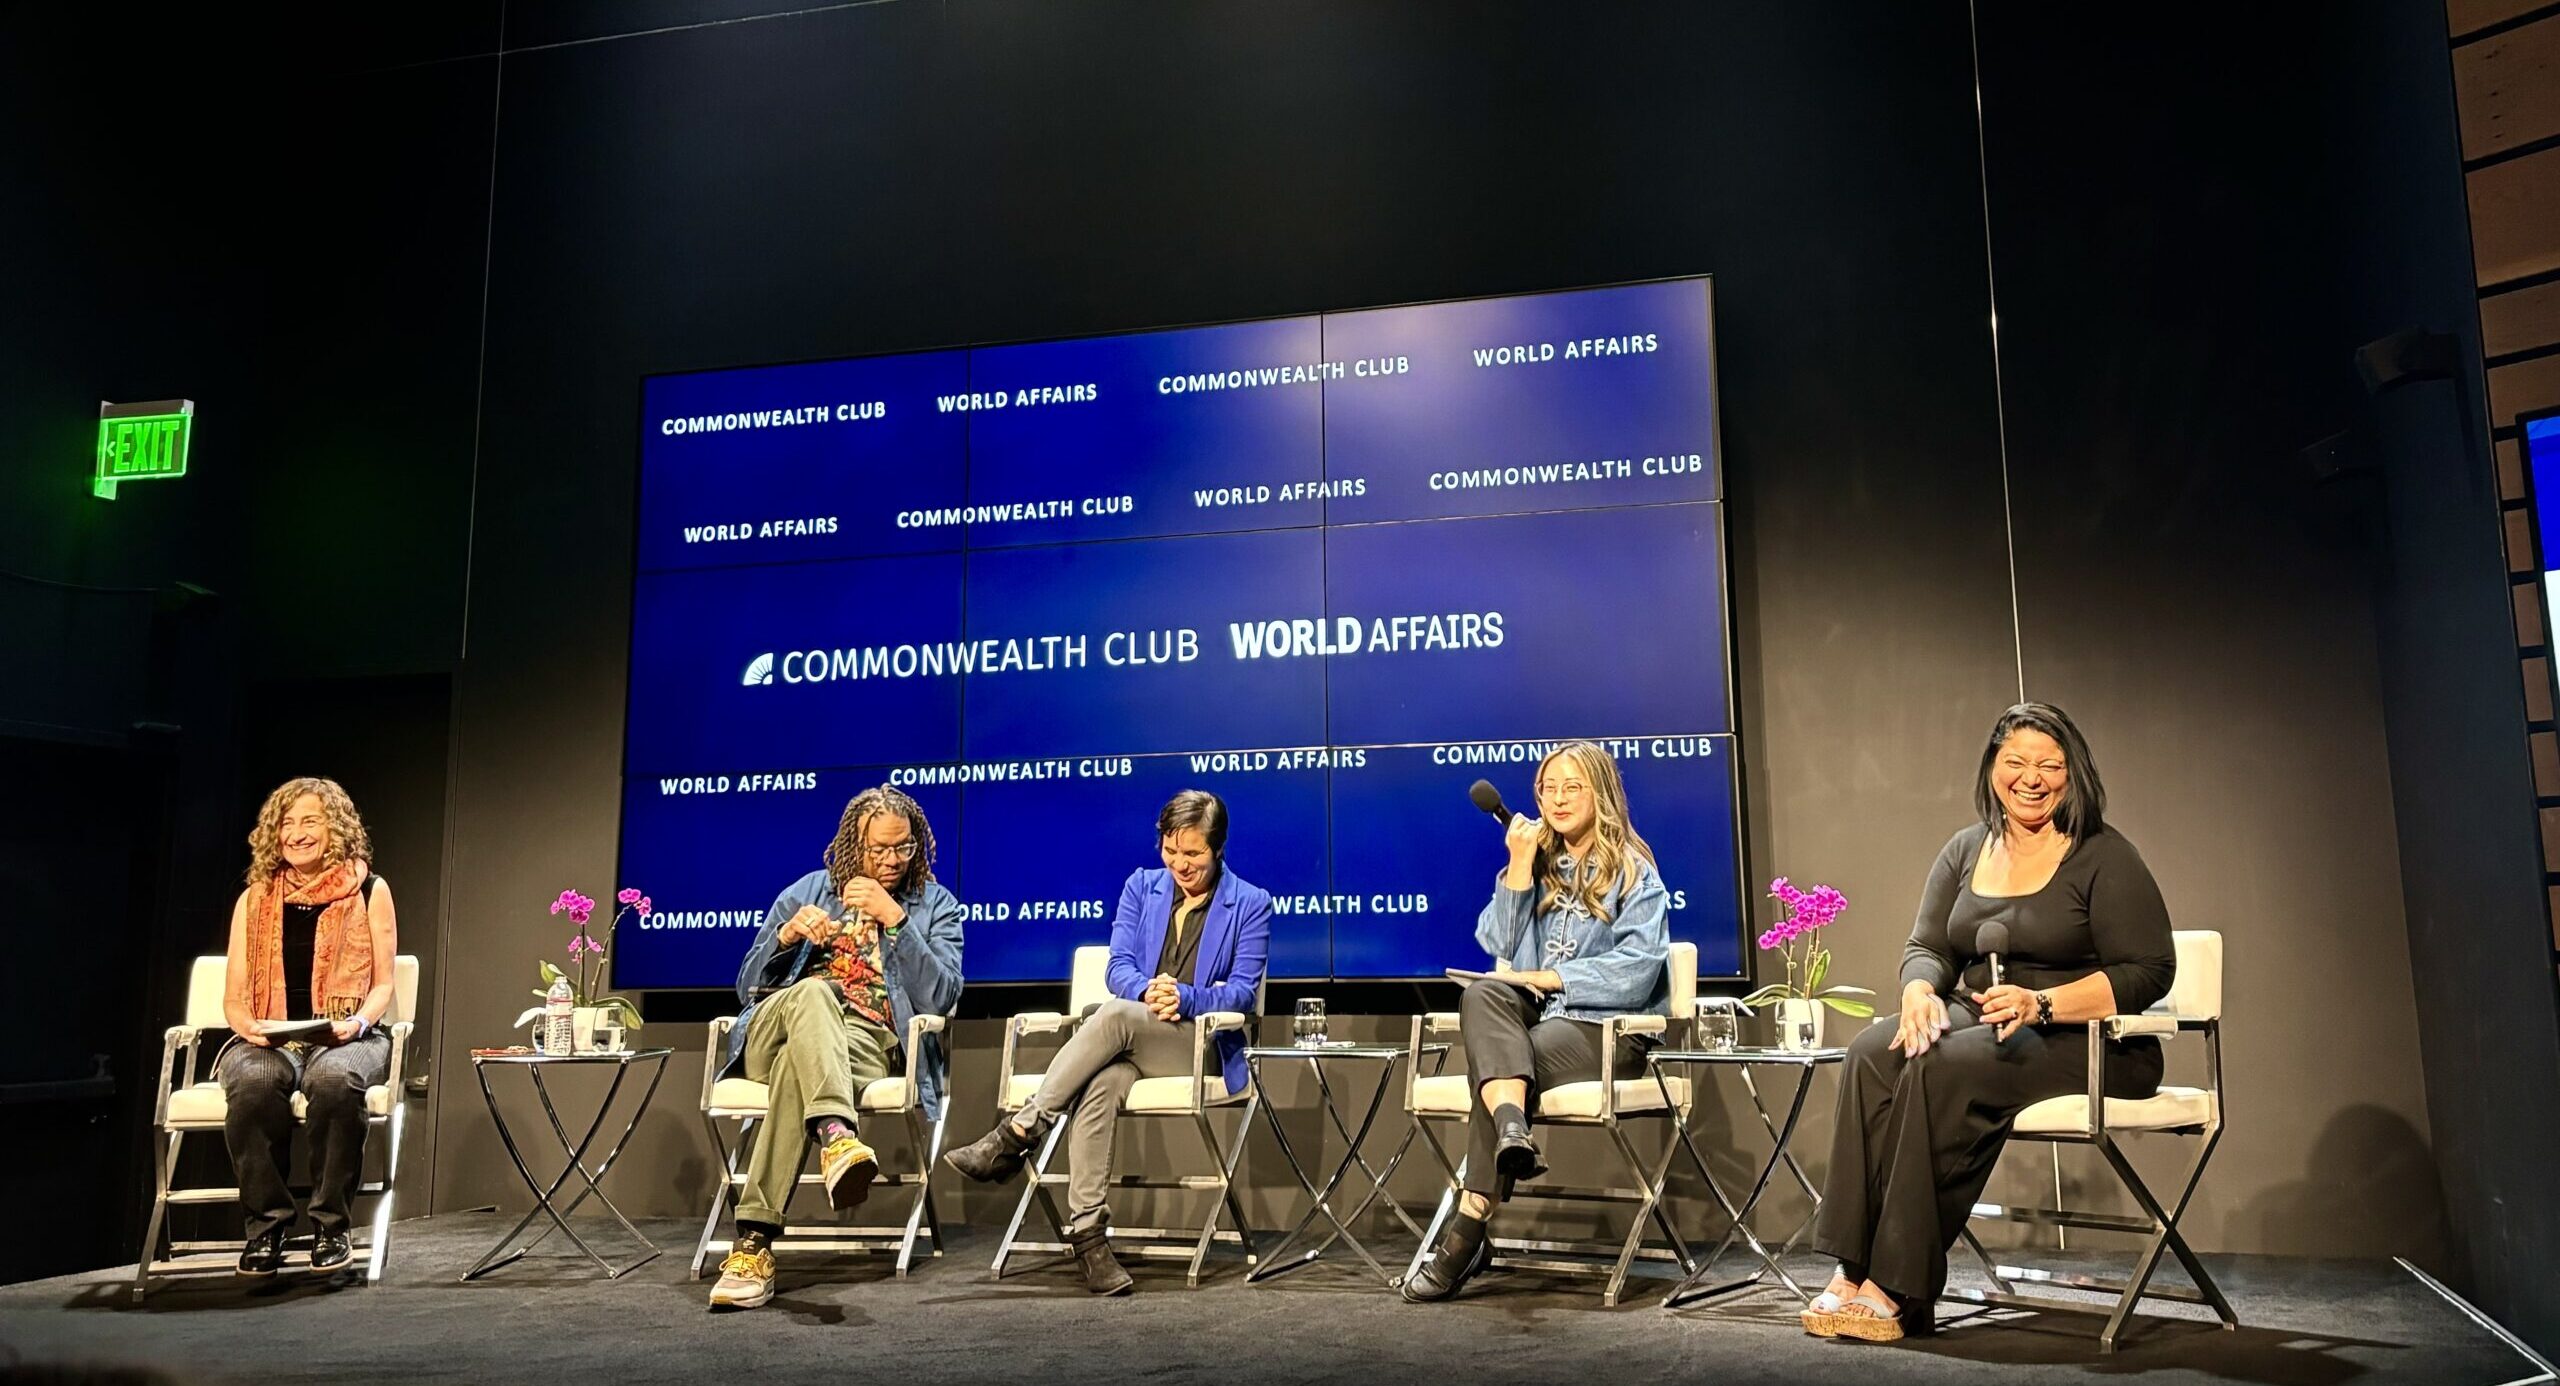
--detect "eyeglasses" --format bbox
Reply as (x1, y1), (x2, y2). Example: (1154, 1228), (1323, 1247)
(1535, 780), (1590, 802)
(862, 841), (918, 861)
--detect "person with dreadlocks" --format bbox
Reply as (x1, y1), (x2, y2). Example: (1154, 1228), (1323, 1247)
(704, 785), (965, 1311)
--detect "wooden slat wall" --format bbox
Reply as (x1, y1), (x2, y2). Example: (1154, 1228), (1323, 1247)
(2456, 17), (2560, 158)
(2452, 0), (2560, 919)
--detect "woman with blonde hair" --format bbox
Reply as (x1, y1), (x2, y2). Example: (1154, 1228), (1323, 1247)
(218, 777), (399, 1276)
(1402, 740), (1672, 1302)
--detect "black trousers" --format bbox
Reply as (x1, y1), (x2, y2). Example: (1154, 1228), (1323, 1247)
(1810, 1006), (2161, 1302)
(218, 1034), (391, 1239)
(1457, 980), (1650, 1201)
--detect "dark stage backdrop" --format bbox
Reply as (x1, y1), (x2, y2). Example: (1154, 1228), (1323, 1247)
(419, 0), (2456, 1266)
(0, 0), (2525, 1303)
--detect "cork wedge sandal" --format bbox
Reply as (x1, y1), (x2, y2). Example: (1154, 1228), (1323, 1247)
(1829, 1290), (1934, 1343)
(1800, 1277), (1859, 1337)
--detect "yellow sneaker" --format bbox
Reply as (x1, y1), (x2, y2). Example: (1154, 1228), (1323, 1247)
(820, 1134), (878, 1211)
(707, 1246), (775, 1310)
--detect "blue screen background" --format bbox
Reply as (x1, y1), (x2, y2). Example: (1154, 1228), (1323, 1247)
(618, 278), (1743, 986)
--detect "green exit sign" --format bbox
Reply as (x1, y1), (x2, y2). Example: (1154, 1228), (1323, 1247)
(94, 399), (193, 500)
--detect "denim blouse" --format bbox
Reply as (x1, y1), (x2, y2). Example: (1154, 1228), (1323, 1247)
(1474, 853), (1672, 1023)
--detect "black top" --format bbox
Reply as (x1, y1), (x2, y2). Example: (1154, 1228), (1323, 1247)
(1900, 825), (2175, 1016)
(1157, 890), (1210, 982)
(281, 874), (378, 1019)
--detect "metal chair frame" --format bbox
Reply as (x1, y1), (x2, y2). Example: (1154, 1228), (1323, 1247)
(136, 955), (421, 1301)
(691, 1009), (950, 1277)
(1951, 930), (2238, 1353)
(1399, 942), (1700, 1307)
(986, 945), (1263, 1287)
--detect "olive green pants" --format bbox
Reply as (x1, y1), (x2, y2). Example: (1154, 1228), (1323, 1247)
(735, 975), (895, 1228)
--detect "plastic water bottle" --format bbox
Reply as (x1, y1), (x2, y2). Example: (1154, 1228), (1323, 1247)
(544, 976), (575, 1054)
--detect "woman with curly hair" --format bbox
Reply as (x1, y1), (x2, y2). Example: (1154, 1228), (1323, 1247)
(1403, 740), (1672, 1302)
(219, 777), (399, 1276)
(705, 785), (966, 1311)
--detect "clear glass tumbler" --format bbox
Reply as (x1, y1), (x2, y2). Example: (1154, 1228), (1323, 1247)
(1695, 999), (1737, 1053)
(1294, 997), (1328, 1047)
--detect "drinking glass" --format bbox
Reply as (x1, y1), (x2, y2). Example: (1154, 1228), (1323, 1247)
(1694, 1000), (1738, 1053)
(1293, 997), (1329, 1048)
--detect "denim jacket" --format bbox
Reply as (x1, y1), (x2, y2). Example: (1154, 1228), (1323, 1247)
(721, 869), (966, 1112)
(1474, 853), (1671, 1023)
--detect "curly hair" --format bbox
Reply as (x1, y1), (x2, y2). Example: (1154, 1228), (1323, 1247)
(823, 784), (937, 898)
(245, 776), (372, 886)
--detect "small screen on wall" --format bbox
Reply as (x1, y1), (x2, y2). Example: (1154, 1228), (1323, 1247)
(617, 279), (1745, 987)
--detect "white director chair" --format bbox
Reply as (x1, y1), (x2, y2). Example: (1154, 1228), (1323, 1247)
(1953, 929), (2237, 1352)
(1401, 941), (1699, 1306)
(137, 954), (421, 1300)
(988, 944), (1263, 1286)
(692, 1008), (950, 1277)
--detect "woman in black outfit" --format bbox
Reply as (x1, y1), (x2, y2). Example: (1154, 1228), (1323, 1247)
(1808, 703), (2175, 1342)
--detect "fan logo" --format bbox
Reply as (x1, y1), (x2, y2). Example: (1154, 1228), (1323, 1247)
(742, 653), (775, 687)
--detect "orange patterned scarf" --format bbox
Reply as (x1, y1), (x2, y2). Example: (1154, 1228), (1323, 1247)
(246, 859), (375, 1020)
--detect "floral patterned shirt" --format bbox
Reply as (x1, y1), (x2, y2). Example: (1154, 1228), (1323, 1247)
(823, 918), (903, 1031)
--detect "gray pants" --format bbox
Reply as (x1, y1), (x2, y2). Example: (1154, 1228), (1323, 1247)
(218, 1033), (392, 1239)
(1025, 998), (1208, 1233)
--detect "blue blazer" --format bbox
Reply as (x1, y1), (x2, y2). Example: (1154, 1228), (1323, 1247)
(722, 869), (966, 1112)
(1106, 865), (1271, 1095)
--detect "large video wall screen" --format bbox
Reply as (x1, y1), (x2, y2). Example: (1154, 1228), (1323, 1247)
(618, 278), (1742, 986)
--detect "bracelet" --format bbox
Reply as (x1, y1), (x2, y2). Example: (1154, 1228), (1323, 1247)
(2033, 992), (2053, 1025)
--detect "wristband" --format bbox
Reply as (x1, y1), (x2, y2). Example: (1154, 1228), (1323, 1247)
(352, 1014), (373, 1038)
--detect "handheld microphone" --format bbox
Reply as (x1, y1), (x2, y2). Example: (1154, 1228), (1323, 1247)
(1977, 921), (2013, 1041)
(1468, 779), (1513, 829)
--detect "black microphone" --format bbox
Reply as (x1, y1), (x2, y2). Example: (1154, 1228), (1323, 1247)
(1978, 921), (2010, 990)
(1468, 779), (1513, 829)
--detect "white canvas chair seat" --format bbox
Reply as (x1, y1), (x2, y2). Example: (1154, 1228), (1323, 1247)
(706, 1074), (912, 1115)
(1000, 1070), (1242, 1112)
(692, 1010), (949, 1278)
(2013, 1085), (2216, 1136)
(989, 945), (1264, 1288)
(1408, 1072), (1688, 1119)
(1955, 930), (2238, 1353)
(137, 954), (421, 1300)
(163, 1080), (400, 1126)
(1402, 942), (1700, 1307)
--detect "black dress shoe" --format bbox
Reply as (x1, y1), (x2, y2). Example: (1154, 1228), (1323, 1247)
(310, 1231), (353, 1272)
(236, 1229), (286, 1277)
(946, 1110), (1052, 1184)
(1494, 1114), (1547, 1185)
(1400, 1214), (1491, 1302)
(1067, 1226), (1134, 1296)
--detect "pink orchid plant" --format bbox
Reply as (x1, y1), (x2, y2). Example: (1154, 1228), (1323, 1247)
(1739, 877), (1875, 1017)
(534, 886), (648, 1031)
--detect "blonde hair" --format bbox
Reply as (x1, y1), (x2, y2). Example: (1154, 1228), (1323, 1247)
(1532, 741), (1655, 923)
(244, 777), (371, 886)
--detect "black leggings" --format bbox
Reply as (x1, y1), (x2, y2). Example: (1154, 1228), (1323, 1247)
(1456, 980), (1650, 1201)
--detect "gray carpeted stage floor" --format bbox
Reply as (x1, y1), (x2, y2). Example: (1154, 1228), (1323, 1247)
(0, 1214), (2534, 1385)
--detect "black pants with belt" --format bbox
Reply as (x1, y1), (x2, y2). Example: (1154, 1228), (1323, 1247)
(1457, 980), (1650, 1201)
(1810, 1004), (2162, 1302)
